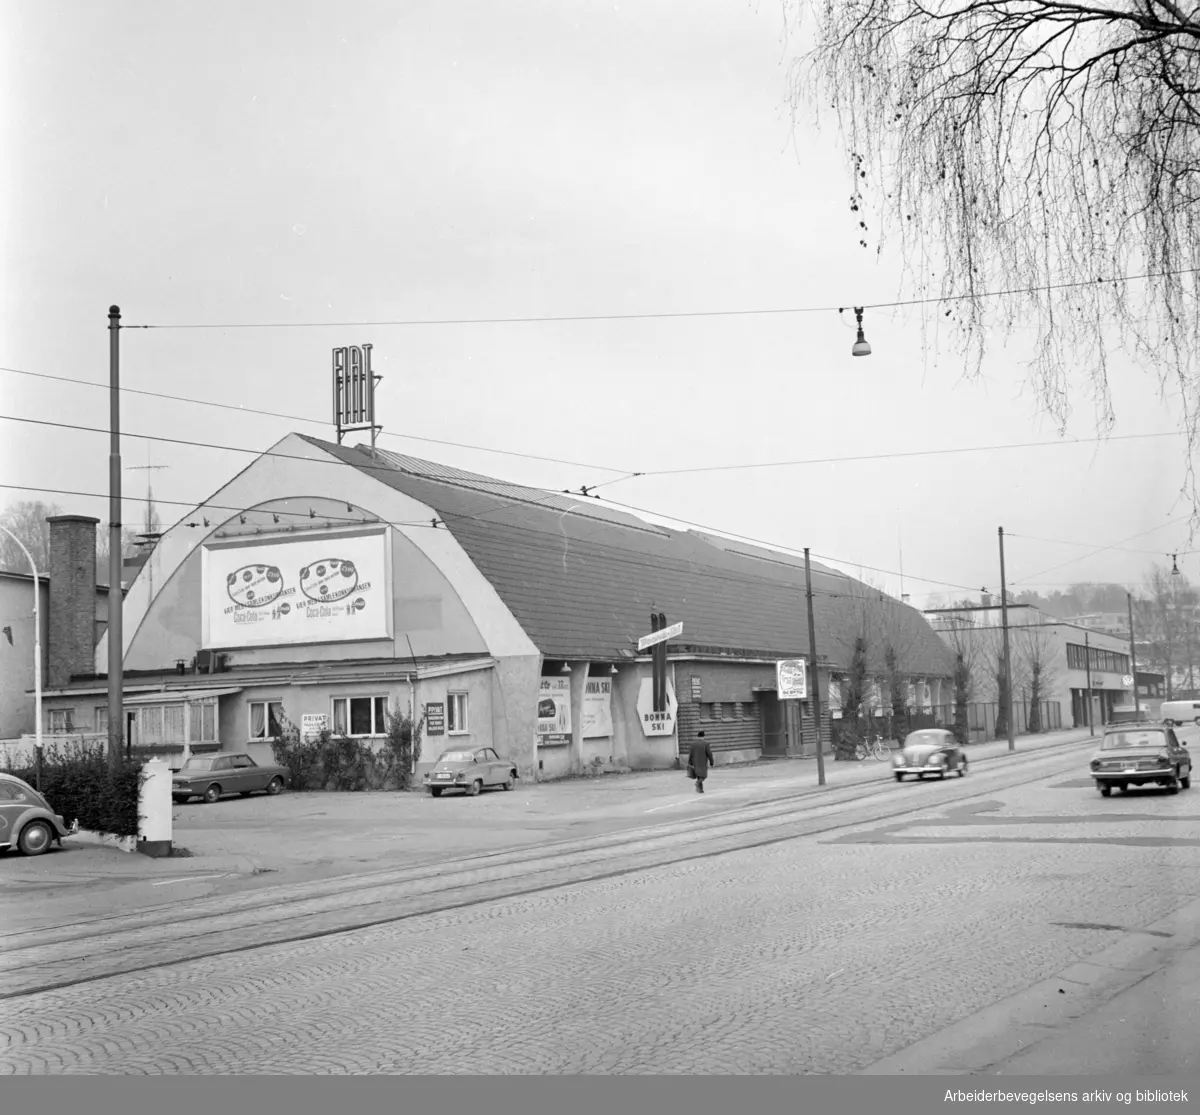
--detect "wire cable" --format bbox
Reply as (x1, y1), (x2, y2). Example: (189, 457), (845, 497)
(1015, 517), (1194, 583)
(117, 266), (1200, 330)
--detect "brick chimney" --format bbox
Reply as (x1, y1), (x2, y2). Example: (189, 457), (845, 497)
(47, 515), (100, 688)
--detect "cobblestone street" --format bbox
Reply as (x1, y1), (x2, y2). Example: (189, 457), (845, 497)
(2, 747), (1198, 1074)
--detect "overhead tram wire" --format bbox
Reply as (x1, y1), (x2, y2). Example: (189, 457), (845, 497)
(2, 410), (1184, 595)
(117, 265), (1200, 330)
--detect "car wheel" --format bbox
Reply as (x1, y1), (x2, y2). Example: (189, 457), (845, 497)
(428, 786), (443, 797)
(1117, 782), (1128, 794)
(467, 779), (482, 797)
(203, 784), (222, 804)
(1181, 769), (1191, 790)
(503, 776), (515, 791)
(266, 777), (284, 796)
(173, 796), (190, 805)
(17, 820), (54, 856)
(1163, 719), (1176, 727)
(1098, 782), (1112, 797)
(240, 791), (252, 797)
(958, 761), (967, 778)
(894, 772), (904, 782)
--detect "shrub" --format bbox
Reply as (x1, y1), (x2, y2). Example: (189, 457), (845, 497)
(270, 706), (425, 793)
(4, 739), (144, 838)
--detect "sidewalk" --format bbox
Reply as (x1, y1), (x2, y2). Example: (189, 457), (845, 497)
(1, 725), (1099, 906)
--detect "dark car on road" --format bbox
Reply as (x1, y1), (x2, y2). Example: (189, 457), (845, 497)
(1090, 725), (1191, 796)
(423, 747), (518, 797)
(0, 772), (70, 856)
(172, 753), (288, 804)
(892, 728), (968, 781)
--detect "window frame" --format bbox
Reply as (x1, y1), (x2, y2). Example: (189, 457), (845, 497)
(48, 708), (75, 734)
(331, 695), (390, 738)
(447, 691), (469, 736)
(248, 700), (285, 741)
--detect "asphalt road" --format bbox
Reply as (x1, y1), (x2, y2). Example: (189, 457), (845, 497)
(1, 739), (1197, 1075)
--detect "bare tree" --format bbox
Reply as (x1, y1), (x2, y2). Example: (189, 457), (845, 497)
(96, 525), (143, 572)
(938, 613), (981, 743)
(784, 1), (1200, 508)
(1138, 564), (1195, 696)
(1011, 624), (1061, 732)
(0, 500), (62, 572)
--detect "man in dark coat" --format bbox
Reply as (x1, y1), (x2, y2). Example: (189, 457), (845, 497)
(688, 730), (715, 793)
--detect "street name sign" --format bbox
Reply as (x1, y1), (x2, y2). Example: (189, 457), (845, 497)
(638, 621), (682, 652)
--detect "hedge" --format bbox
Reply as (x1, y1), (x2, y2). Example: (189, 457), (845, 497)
(270, 708), (424, 792)
(4, 740), (144, 838)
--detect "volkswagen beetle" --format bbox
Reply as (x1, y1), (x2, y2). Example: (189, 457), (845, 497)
(0, 772), (70, 856)
(1089, 724), (1191, 796)
(423, 747), (518, 797)
(892, 728), (968, 781)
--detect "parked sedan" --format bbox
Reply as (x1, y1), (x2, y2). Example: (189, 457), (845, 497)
(0, 772), (70, 856)
(1090, 725), (1191, 796)
(172, 753), (288, 804)
(892, 728), (968, 781)
(424, 747), (518, 797)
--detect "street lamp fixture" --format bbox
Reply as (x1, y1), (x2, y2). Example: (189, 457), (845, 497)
(1171, 554), (1181, 576)
(851, 307), (872, 357)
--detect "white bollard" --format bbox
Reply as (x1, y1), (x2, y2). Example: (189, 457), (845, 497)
(138, 758), (173, 858)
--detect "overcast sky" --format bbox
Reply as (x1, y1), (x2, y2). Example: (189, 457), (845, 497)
(0, 0), (1188, 608)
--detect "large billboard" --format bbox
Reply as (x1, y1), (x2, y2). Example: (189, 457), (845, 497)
(200, 529), (392, 649)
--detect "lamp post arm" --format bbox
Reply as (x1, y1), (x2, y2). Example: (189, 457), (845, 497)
(0, 525), (43, 771)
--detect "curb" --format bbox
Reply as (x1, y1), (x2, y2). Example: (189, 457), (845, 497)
(859, 894), (1200, 1075)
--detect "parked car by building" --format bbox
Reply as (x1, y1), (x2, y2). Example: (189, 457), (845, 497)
(172, 753), (288, 804)
(0, 772), (70, 856)
(424, 747), (518, 797)
(891, 728), (968, 781)
(1089, 725), (1191, 797)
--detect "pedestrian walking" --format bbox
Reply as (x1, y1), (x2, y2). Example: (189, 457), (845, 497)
(687, 730), (714, 794)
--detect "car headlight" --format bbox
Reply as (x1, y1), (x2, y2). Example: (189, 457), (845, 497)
(928, 754), (944, 765)
(1090, 760), (1101, 771)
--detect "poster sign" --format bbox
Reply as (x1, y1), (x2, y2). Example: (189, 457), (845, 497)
(828, 676), (843, 719)
(690, 676), (703, 701)
(636, 677), (677, 737)
(582, 678), (613, 739)
(425, 702), (445, 736)
(776, 659), (807, 701)
(201, 529), (392, 649)
(301, 714), (328, 742)
(537, 677), (571, 746)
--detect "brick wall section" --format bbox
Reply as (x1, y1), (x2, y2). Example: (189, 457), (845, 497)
(47, 515), (99, 688)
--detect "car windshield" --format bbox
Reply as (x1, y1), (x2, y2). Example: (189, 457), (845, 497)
(906, 734), (944, 747)
(181, 757), (218, 770)
(439, 751), (474, 763)
(1101, 731), (1167, 750)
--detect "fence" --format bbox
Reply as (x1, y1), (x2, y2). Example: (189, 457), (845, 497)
(834, 700), (1062, 745)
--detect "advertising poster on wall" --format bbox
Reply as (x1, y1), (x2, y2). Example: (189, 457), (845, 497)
(537, 677), (572, 746)
(775, 659), (807, 701)
(636, 676), (677, 737)
(828, 676), (844, 719)
(201, 529), (392, 650)
(582, 678), (613, 739)
(425, 702), (445, 736)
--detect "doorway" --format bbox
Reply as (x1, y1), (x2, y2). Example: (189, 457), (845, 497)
(759, 693), (786, 756)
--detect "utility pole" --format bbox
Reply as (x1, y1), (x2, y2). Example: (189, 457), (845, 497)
(1127, 592), (1141, 721)
(1084, 631), (1094, 737)
(804, 548), (826, 787)
(108, 306), (124, 770)
(998, 527), (1015, 751)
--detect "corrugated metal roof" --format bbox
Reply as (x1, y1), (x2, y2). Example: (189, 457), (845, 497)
(298, 436), (954, 676)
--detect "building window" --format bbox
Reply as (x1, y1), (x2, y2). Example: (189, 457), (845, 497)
(332, 696), (387, 737)
(140, 706), (163, 740)
(48, 709), (74, 733)
(189, 702), (217, 743)
(250, 701), (285, 740)
(447, 692), (469, 734)
(700, 702), (715, 721)
(95, 706), (108, 733)
(720, 702), (735, 720)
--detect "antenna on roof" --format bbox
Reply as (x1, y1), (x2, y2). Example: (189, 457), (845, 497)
(332, 343), (384, 447)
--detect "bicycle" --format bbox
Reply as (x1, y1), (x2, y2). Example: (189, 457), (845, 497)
(854, 733), (889, 761)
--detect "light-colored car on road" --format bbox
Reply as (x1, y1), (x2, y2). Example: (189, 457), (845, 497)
(423, 747), (518, 797)
(892, 728), (968, 781)
(1160, 699), (1200, 727)
(0, 772), (70, 856)
(1090, 724), (1192, 796)
(172, 753), (289, 804)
